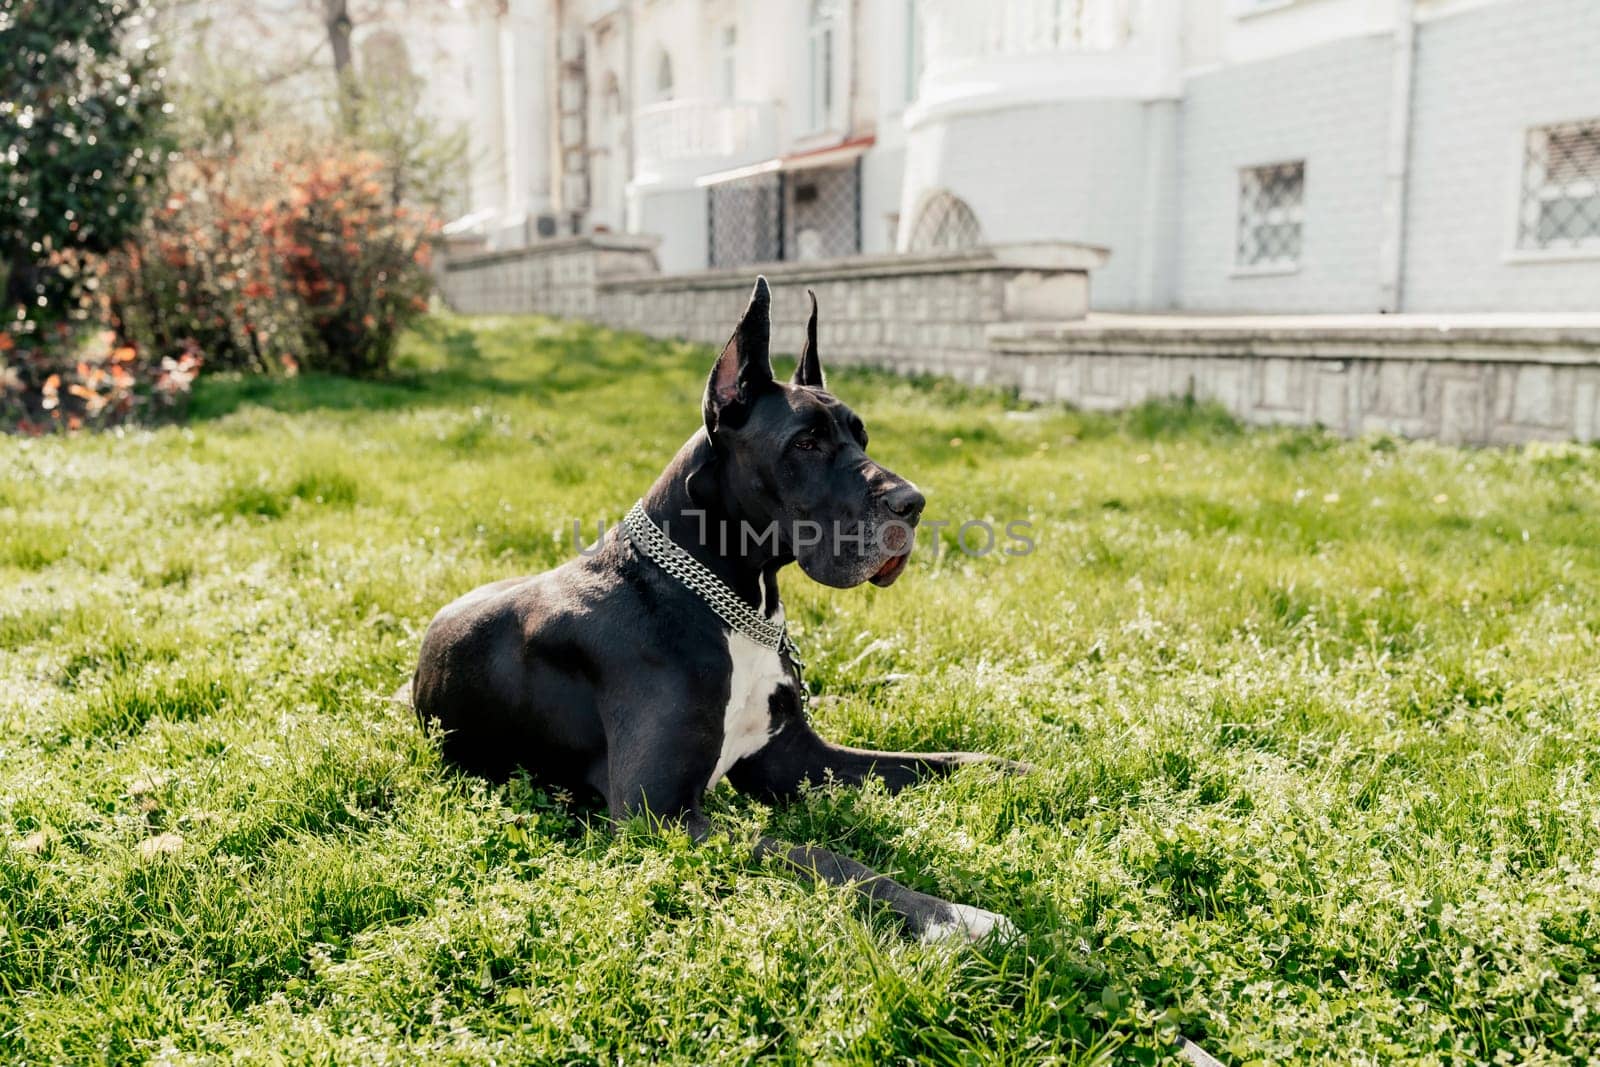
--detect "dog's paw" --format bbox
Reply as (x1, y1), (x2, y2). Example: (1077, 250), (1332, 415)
(920, 903), (1020, 946)
(957, 754), (1034, 776)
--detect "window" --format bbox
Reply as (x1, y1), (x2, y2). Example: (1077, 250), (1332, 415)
(718, 24), (737, 100)
(907, 191), (982, 252)
(655, 51), (674, 103)
(360, 31), (412, 88)
(1518, 119), (1600, 251)
(1236, 161), (1304, 269)
(808, 0), (836, 131)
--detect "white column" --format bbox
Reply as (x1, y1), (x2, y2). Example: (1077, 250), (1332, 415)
(1377, 0), (1417, 312)
(503, 0), (554, 241)
(468, 10), (507, 226)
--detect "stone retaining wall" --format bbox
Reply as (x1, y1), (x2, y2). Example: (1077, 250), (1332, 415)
(441, 240), (1109, 388)
(989, 318), (1600, 445)
(437, 235), (660, 319)
(593, 246), (1107, 386)
(438, 239), (1600, 445)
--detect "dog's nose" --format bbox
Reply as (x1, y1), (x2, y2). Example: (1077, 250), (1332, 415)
(884, 483), (925, 521)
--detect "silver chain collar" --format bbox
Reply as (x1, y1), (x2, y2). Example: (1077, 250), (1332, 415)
(621, 501), (806, 678)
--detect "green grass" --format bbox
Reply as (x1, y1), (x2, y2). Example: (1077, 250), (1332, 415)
(2, 315), (1599, 1064)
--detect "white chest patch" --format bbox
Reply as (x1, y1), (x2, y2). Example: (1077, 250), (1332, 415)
(705, 610), (788, 792)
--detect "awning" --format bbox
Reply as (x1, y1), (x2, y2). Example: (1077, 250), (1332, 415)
(695, 134), (876, 188)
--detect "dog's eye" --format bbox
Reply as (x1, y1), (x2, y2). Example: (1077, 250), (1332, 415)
(792, 435), (819, 452)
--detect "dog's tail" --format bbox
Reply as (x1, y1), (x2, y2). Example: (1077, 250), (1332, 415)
(389, 678), (414, 708)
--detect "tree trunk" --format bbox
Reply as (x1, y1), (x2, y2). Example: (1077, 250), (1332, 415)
(3, 251), (37, 321)
(323, 0), (360, 129)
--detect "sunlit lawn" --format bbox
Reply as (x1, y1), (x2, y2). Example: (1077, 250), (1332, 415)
(2, 314), (1598, 1064)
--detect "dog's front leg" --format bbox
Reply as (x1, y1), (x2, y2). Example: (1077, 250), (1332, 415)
(674, 811), (1013, 945)
(726, 719), (1030, 802)
(600, 704), (1016, 944)
(604, 768), (1011, 944)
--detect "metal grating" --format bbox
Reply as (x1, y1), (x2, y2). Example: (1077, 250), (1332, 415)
(708, 172), (785, 267)
(707, 160), (861, 267)
(783, 160), (860, 261)
(1236, 161), (1304, 269)
(1518, 119), (1600, 251)
(906, 190), (982, 252)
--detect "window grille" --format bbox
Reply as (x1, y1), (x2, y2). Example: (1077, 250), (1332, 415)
(784, 162), (860, 261)
(708, 162), (861, 268)
(708, 173), (785, 268)
(1236, 160), (1304, 269)
(1518, 119), (1600, 251)
(906, 191), (982, 252)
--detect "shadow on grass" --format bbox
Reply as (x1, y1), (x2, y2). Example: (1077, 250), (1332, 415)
(186, 317), (705, 422)
(186, 322), (521, 422)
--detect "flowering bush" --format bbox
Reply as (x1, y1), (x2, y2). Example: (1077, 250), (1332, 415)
(0, 328), (200, 435)
(103, 157), (286, 376)
(4, 128), (439, 434)
(106, 145), (437, 382)
(262, 152), (437, 377)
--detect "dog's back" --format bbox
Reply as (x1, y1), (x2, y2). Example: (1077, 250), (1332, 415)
(412, 566), (610, 785)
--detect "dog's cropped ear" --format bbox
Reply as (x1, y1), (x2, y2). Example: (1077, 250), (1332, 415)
(792, 289), (825, 389)
(704, 276), (774, 433)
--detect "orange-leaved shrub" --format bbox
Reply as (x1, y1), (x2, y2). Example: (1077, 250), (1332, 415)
(3, 141), (438, 433)
(0, 325), (201, 435)
(262, 152), (436, 377)
(107, 144), (437, 381)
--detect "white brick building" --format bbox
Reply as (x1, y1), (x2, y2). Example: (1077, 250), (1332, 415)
(439, 0), (1600, 314)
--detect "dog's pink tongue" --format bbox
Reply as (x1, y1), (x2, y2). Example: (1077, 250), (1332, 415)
(874, 554), (907, 580)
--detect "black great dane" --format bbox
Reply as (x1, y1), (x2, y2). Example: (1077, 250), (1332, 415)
(411, 278), (1023, 943)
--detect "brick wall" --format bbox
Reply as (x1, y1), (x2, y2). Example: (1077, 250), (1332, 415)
(1403, 0), (1600, 311)
(1171, 0), (1600, 314)
(900, 99), (1179, 312)
(1177, 34), (1394, 313)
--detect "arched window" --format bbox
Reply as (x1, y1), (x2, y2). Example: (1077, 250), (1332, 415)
(360, 30), (413, 88)
(592, 72), (625, 230)
(907, 191), (983, 252)
(808, 0), (836, 130)
(655, 51), (674, 102)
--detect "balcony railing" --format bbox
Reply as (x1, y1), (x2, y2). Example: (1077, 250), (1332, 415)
(633, 98), (778, 183)
(908, 0), (1179, 110)
(920, 0), (1146, 74)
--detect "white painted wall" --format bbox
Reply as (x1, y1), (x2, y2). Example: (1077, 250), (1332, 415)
(1402, 0), (1600, 311)
(900, 99), (1178, 309)
(1215, 0), (1395, 65)
(1176, 32), (1395, 312)
(205, 0), (1595, 316)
